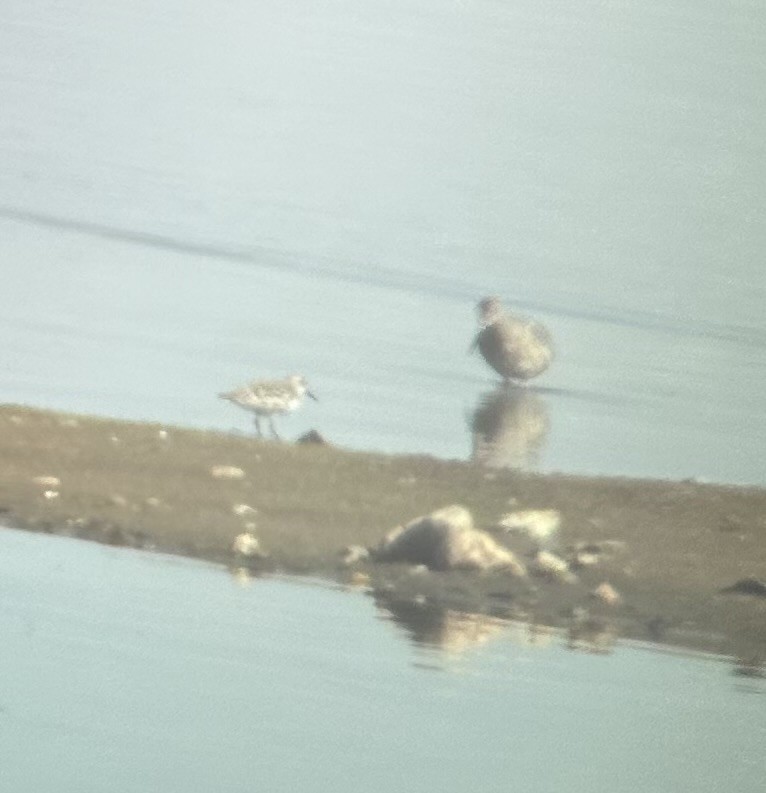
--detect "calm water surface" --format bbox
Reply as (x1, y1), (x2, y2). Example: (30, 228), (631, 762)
(1, 528), (764, 793)
(0, 0), (765, 483)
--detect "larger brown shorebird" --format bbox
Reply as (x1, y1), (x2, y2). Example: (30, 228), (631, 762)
(219, 374), (317, 438)
(470, 296), (554, 382)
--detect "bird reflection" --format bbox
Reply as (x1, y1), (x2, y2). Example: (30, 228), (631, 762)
(470, 384), (550, 469)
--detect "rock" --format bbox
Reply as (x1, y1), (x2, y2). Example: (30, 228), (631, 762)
(297, 430), (328, 445)
(232, 532), (262, 557)
(340, 545), (370, 566)
(498, 509), (560, 545)
(572, 551), (600, 568)
(591, 582), (622, 606)
(210, 465), (246, 480)
(42, 490), (59, 500)
(721, 578), (766, 598)
(232, 503), (257, 517)
(32, 475), (61, 488)
(373, 505), (526, 575)
(533, 550), (576, 583)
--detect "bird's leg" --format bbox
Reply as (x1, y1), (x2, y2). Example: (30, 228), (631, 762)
(254, 416), (263, 437)
(269, 416), (281, 441)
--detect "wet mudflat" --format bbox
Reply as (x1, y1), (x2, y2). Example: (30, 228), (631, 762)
(2, 404), (765, 660)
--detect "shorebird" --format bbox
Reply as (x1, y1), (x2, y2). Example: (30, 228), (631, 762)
(219, 374), (317, 439)
(470, 296), (554, 382)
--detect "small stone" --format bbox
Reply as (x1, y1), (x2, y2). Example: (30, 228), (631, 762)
(499, 509), (561, 544)
(232, 503), (257, 517)
(158, 429), (168, 440)
(33, 476), (61, 488)
(533, 550), (576, 583)
(9, 415), (23, 425)
(232, 532), (261, 557)
(721, 578), (766, 598)
(296, 429), (327, 445)
(573, 551), (600, 568)
(60, 418), (79, 428)
(110, 494), (128, 507)
(340, 545), (370, 567)
(210, 465), (246, 480)
(592, 582), (622, 606)
(43, 490), (59, 500)
(145, 497), (162, 508)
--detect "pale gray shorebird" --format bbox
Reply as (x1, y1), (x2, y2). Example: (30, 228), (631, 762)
(470, 296), (554, 382)
(219, 374), (317, 439)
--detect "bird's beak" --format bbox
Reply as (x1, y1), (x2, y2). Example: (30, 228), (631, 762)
(307, 390), (318, 402)
(467, 334), (479, 355)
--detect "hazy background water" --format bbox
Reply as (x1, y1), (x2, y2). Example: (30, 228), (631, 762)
(2, 528), (764, 793)
(1, 0), (765, 484)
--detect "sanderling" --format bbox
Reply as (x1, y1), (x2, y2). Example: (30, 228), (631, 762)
(219, 374), (317, 439)
(470, 296), (554, 381)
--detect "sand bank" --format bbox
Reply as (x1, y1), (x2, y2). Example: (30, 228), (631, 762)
(1, 405), (765, 659)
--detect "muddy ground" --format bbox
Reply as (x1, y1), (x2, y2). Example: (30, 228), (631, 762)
(1, 404), (765, 660)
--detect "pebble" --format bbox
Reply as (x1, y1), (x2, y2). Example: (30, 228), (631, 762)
(340, 545), (370, 566)
(232, 503), (257, 517)
(499, 509), (560, 544)
(533, 550), (576, 583)
(722, 578), (766, 598)
(43, 490), (59, 500)
(573, 551), (600, 567)
(33, 476), (61, 488)
(592, 582), (622, 606)
(232, 532), (262, 557)
(210, 465), (246, 480)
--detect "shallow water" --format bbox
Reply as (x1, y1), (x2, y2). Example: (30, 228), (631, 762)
(1, 528), (764, 792)
(0, 0), (764, 484)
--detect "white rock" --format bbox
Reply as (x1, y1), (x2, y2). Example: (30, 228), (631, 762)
(210, 465), (246, 480)
(374, 505), (526, 576)
(533, 550), (576, 583)
(33, 476), (61, 488)
(232, 532), (261, 557)
(340, 545), (370, 566)
(232, 503), (257, 516)
(592, 582), (621, 606)
(499, 509), (560, 544)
